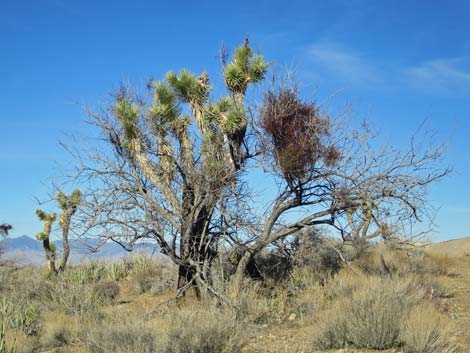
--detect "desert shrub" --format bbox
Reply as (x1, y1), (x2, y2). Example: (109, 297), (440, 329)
(1, 267), (49, 302)
(108, 262), (132, 281)
(253, 251), (291, 282)
(424, 253), (452, 276)
(224, 278), (294, 325)
(2, 330), (37, 353)
(43, 281), (101, 315)
(292, 231), (343, 276)
(92, 281), (120, 304)
(0, 299), (41, 336)
(164, 306), (247, 353)
(289, 279), (325, 321)
(353, 243), (429, 277)
(0, 312), (12, 353)
(128, 255), (154, 274)
(39, 313), (75, 349)
(57, 261), (107, 285)
(81, 317), (161, 353)
(129, 267), (175, 295)
(400, 303), (459, 353)
(70, 303), (246, 353)
(323, 269), (363, 300)
(312, 275), (426, 350)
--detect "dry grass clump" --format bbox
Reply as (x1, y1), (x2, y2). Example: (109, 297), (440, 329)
(312, 275), (426, 350)
(287, 268), (326, 320)
(292, 231), (343, 276)
(81, 315), (162, 353)
(42, 280), (100, 315)
(3, 330), (37, 353)
(400, 303), (459, 353)
(39, 312), (76, 349)
(424, 253), (453, 276)
(128, 266), (175, 295)
(225, 279), (285, 324)
(76, 304), (246, 353)
(354, 243), (424, 276)
(92, 281), (120, 304)
(164, 305), (247, 353)
(353, 243), (453, 279)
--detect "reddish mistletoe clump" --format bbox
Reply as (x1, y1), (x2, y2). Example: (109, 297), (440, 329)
(261, 88), (340, 180)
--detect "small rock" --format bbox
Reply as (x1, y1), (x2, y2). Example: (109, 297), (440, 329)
(288, 313), (297, 321)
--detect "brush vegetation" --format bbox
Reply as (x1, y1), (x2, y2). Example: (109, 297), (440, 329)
(0, 241), (463, 353)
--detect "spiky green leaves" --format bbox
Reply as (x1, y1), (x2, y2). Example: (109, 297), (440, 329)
(113, 99), (139, 141)
(35, 210), (56, 223)
(36, 232), (48, 241)
(35, 210), (56, 241)
(166, 69), (210, 106)
(248, 55), (267, 83)
(224, 107), (245, 134)
(224, 43), (267, 94)
(202, 96), (246, 134)
(150, 82), (180, 124)
(56, 189), (81, 212)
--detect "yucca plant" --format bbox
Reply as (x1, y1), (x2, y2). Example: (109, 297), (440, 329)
(0, 301), (15, 353)
(35, 189), (81, 274)
(99, 37), (267, 296)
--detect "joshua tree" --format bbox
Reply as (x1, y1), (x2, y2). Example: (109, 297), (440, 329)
(73, 38), (267, 297)
(36, 189), (81, 274)
(36, 210), (57, 273)
(70, 39), (449, 297)
(56, 189), (81, 271)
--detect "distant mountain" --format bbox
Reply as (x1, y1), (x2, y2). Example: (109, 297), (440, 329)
(0, 235), (159, 265)
(2, 235), (41, 252)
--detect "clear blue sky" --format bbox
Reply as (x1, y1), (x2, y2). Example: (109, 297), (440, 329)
(1, 0), (469, 241)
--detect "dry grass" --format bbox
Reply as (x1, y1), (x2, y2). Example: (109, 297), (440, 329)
(164, 305), (247, 353)
(0, 242), (467, 353)
(311, 275), (426, 350)
(400, 303), (459, 353)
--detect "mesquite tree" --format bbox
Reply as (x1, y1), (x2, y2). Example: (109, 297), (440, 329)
(71, 39), (449, 296)
(230, 87), (449, 287)
(36, 189), (81, 273)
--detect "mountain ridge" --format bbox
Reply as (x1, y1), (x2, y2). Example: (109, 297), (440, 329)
(0, 235), (159, 265)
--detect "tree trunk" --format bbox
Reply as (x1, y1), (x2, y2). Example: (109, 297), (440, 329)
(43, 238), (57, 274)
(177, 263), (200, 298)
(232, 250), (254, 293)
(58, 226), (70, 272)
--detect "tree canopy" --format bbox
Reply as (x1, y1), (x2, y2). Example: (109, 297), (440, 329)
(67, 38), (449, 296)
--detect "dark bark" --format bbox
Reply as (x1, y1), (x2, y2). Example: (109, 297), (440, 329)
(42, 238), (57, 274)
(58, 224), (70, 272)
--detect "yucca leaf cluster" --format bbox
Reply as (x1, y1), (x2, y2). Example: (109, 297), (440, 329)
(111, 39), (267, 183)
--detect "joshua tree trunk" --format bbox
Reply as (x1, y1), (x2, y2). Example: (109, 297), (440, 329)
(58, 225), (70, 272)
(43, 237), (57, 274)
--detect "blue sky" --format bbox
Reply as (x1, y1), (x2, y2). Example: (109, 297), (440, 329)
(1, 0), (469, 241)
